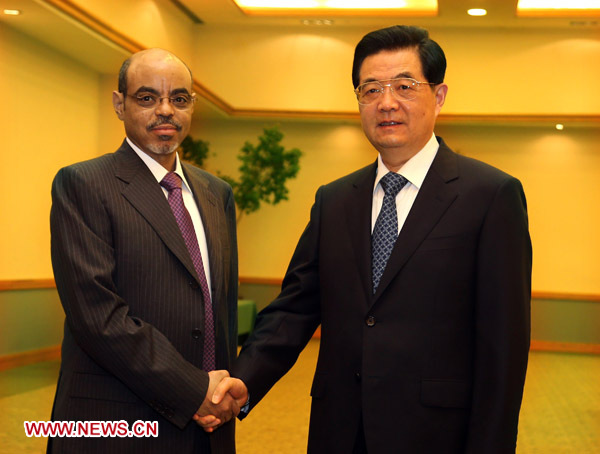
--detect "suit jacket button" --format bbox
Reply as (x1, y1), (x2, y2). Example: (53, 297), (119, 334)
(366, 316), (376, 327)
(355, 372), (361, 382)
(192, 328), (202, 339)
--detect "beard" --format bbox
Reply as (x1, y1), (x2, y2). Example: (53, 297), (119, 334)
(146, 140), (180, 155)
(145, 117), (183, 155)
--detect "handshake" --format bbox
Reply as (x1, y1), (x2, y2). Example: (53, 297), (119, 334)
(193, 370), (248, 432)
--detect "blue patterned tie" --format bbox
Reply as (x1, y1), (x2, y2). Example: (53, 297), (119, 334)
(161, 172), (215, 371)
(372, 172), (408, 294)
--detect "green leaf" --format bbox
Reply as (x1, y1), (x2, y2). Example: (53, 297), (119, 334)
(179, 136), (210, 168)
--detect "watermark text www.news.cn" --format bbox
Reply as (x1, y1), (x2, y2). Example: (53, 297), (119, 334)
(24, 420), (159, 438)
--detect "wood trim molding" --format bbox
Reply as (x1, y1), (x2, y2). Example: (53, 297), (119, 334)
(239, 277), (600, 302)
(41, 0), (600, 125)
(2, 278), (600, 303)
(531, 292), (600, 303)
(239, 276), (283, 286)
(231, 108), (360, 121)
(0, 345), (61, 372)
(436, 113), (600, 125)
(0, 279), (56, 291)
(193, 81), (235, 116)
(1, 340), (597, 374)
(43, 0), (144, 54)
(232, 111), (600, 124)
(530, 340), (600, 355)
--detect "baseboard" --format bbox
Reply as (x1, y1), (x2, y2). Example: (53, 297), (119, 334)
(0, 339), (598, 373)
(0, 345), (61, 372)
(530, 340), (600, 355)
(0, 279), (56, 291)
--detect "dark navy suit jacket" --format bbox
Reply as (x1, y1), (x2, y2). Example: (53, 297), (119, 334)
(234, 137), (531, 454)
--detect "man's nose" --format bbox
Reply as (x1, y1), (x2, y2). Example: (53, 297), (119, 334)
(377, 85), (399, 111)
(155, 97), (175, 116)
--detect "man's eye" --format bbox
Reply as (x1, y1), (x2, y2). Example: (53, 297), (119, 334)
(362, 84), (380, 94)
(135, 95), (157, 106)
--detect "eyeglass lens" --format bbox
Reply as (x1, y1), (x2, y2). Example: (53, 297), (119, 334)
(356, 78), (418, 104)
(133, 93), (193, 109)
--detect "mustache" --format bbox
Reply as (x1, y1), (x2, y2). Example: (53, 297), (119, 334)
(147, 117), (182, 131)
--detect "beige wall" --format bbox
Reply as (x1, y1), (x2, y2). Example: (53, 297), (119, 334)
(193, 25), (600, 114)
(439, 28), (600, 115)
(98, 74), (127, 153)
(68, 0), (197, 62)
(1, 1), (599, 296)
(196, 119), (376, 279)
(65, 2), (600, 114)
(0, 23), (101, 280)
(436, 124), (600, 294)
(194, 119), (600, 294)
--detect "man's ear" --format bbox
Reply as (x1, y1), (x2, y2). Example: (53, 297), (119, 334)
(113, 91), (125, 120)
(189, 93), (196, 115)
(434, 83), (448, 116)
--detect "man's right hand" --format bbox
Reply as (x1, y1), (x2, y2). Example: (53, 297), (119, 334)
(211, 376), (248, 410)
(193, 370), (248, 432)
(194, 370), (240, 432)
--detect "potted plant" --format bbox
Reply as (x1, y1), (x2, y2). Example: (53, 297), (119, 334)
(180, 126), (302, 223)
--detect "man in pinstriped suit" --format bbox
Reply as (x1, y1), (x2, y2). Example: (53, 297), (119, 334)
(48, 48), (245, 453)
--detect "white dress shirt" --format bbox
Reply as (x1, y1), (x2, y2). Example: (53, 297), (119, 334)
(127, 138), (212, 296)
(371, 133), (439, 234)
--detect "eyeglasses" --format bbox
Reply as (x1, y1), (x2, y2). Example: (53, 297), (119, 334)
(126, 93), (195, 110)
(354, 77), (437, 105)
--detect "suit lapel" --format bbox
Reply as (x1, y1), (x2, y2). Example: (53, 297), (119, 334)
(183, 163), (223, 300)
(372, 140), (459, 304)
(345, 162), (378, 305)
(114, 142), (200, 284)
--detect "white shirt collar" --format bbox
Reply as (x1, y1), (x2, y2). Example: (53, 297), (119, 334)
(374, 133), (439, 192)
(126, 137), (192, 192)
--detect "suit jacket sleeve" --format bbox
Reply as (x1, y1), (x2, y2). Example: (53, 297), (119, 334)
(232, 187), (324, 410)
(50, 165), (209, 429)
(466, 176), (532, 453)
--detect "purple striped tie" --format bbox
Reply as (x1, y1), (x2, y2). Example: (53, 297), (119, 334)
(160, 172), (215, 371)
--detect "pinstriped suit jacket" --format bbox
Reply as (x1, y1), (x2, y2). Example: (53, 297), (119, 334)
(49, 140), (238, 453)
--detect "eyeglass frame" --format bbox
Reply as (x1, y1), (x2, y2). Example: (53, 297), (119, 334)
(354, 77), (438, 105)
(125, 91), (196, 110)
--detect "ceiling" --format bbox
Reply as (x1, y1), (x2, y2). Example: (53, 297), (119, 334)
(0, 0), (129, 73)
(1, 0), (598, 123)
(184, 0), (600, 29)
(1, 0), (597, 75)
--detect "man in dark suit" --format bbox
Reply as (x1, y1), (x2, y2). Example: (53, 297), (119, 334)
(49, 48), (244, 453)
(216, 25), (532, 453)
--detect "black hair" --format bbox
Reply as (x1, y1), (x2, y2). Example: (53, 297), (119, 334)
(352, 25), (446, 88)
(118, 57), (132, 95)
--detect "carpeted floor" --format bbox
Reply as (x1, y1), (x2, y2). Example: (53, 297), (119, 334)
(1, 340), (598, 453)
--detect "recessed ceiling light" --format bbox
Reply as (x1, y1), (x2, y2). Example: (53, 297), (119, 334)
(467, 8), (487, 16)
(518, 0), (600, 16)
(232, 0), (438, 16)
(3, 9), (22, 16)
(556, 123), (565, 130)
(302, 19), (334, 25)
